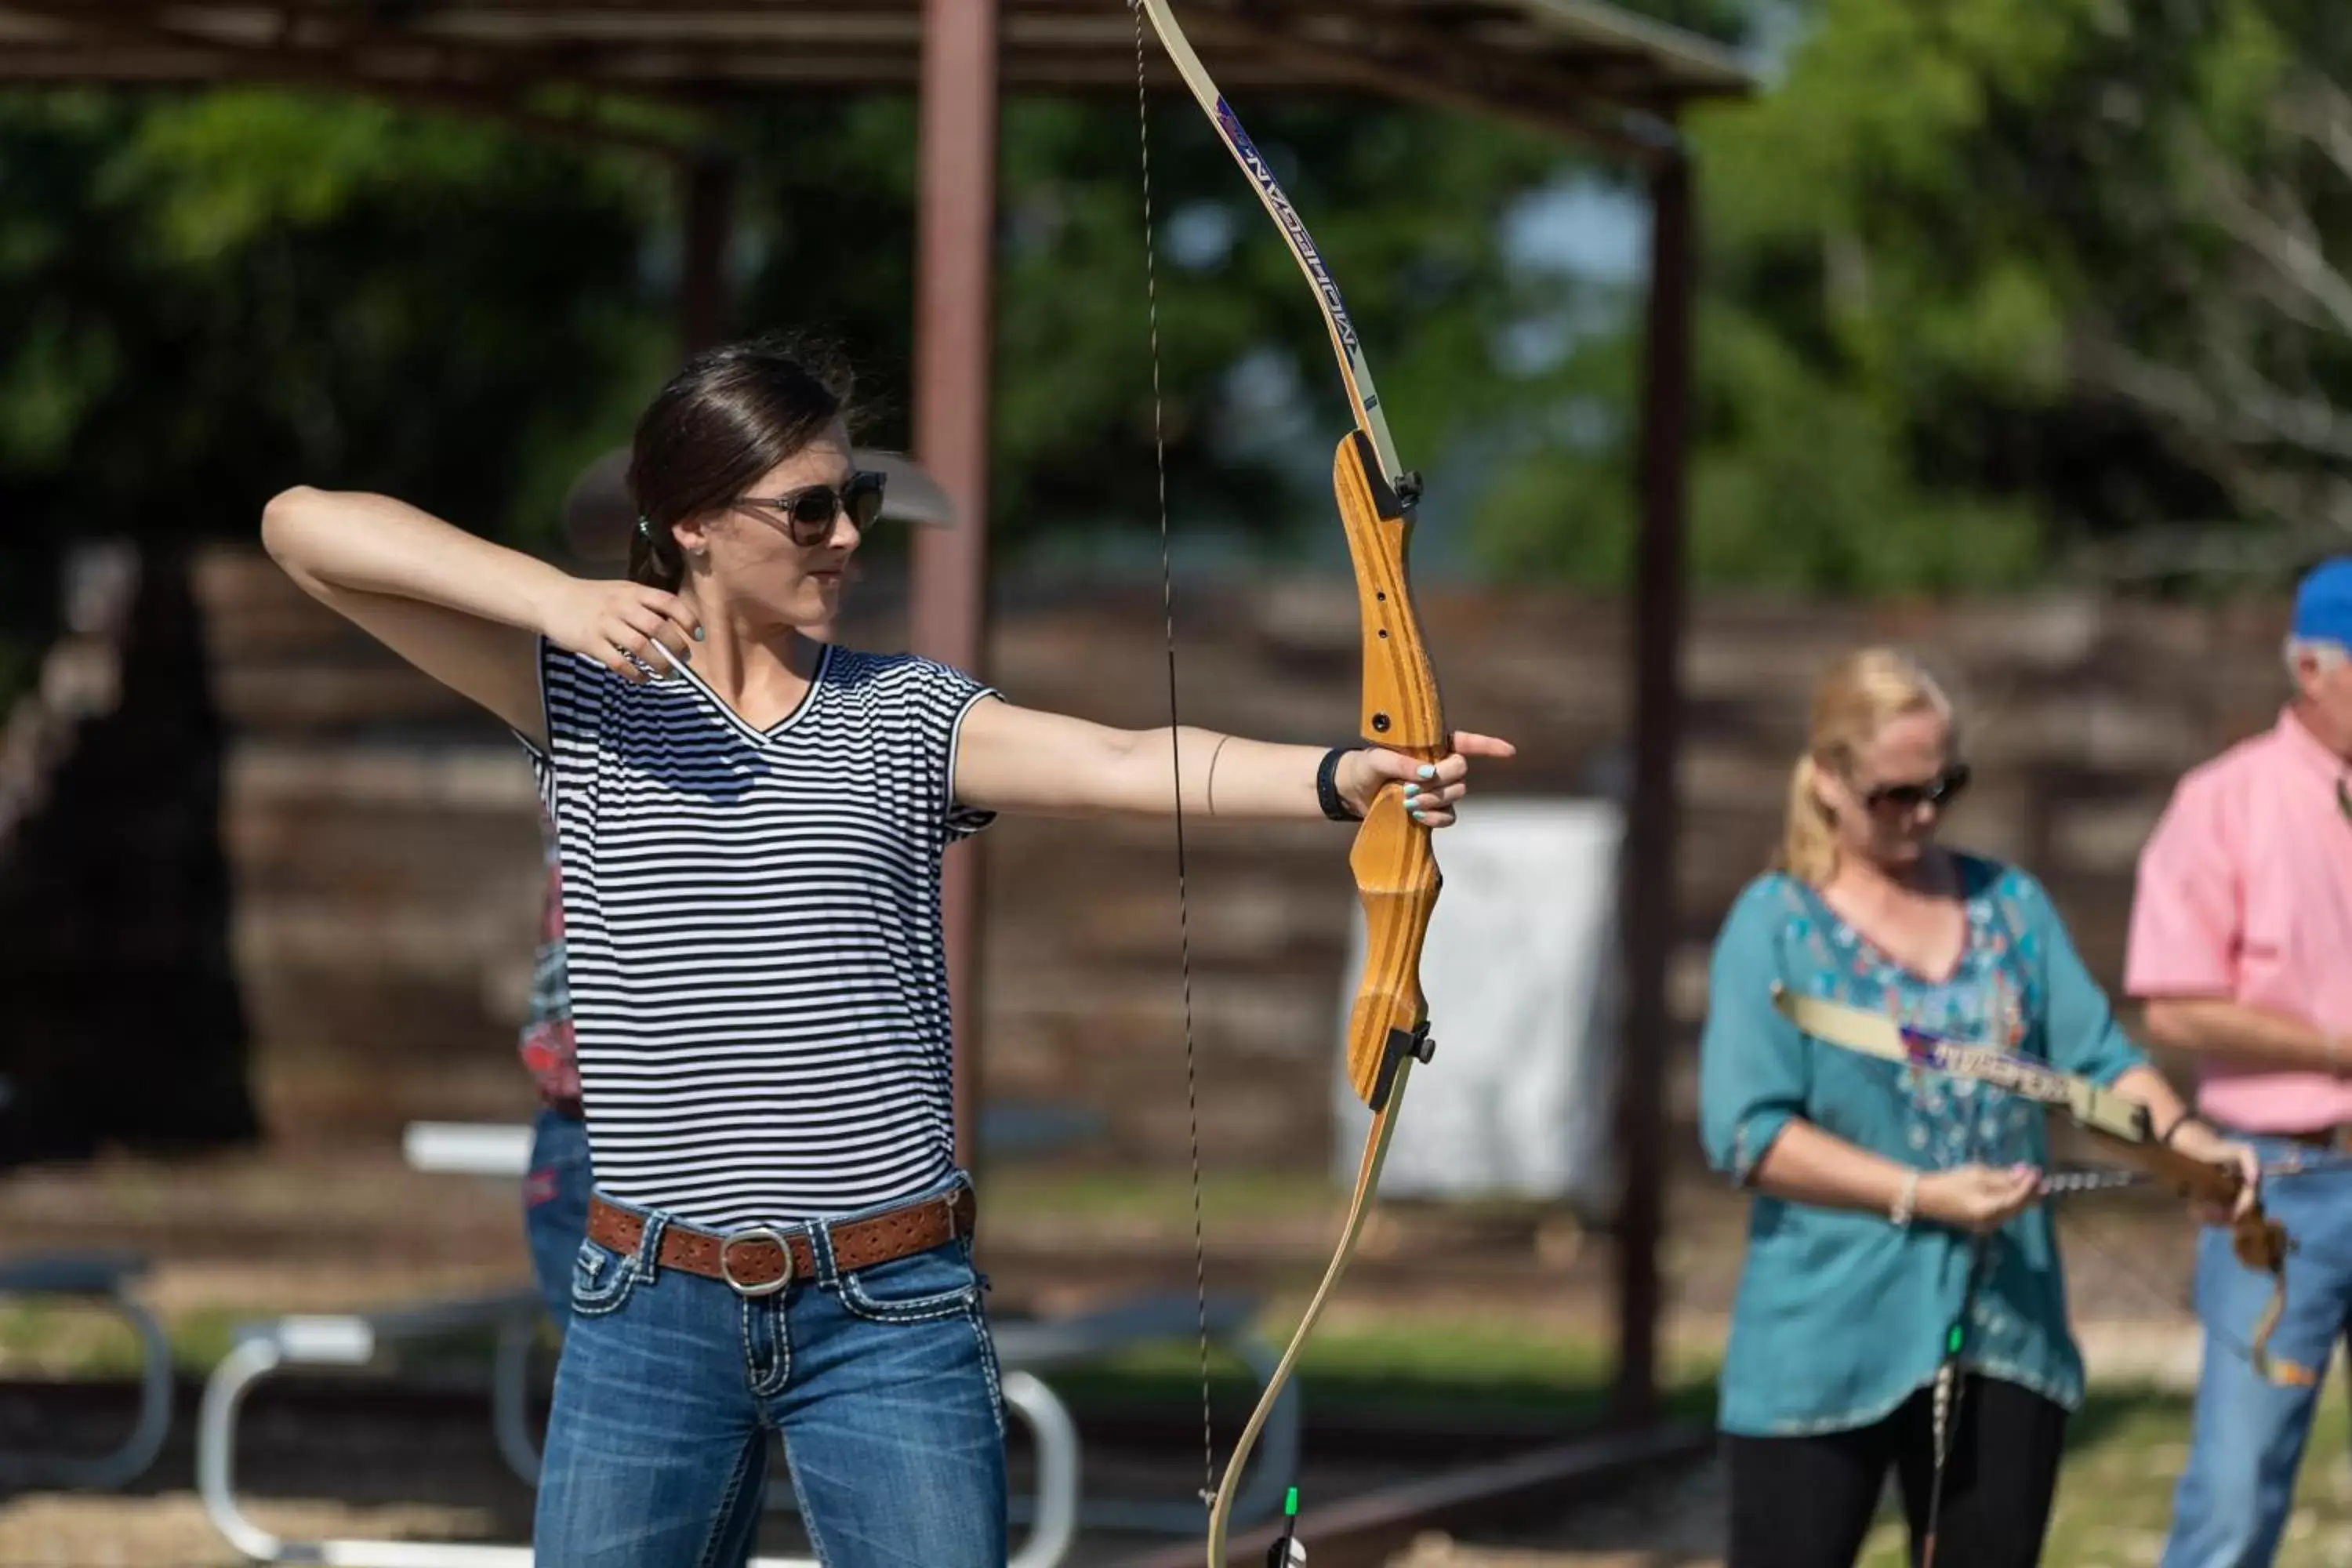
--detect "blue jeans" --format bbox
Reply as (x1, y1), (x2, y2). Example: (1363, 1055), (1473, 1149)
(523, 1107), (593, 1326)
(2163, 1135), (2352, 1568)
(533, 1181), (1008, 1568)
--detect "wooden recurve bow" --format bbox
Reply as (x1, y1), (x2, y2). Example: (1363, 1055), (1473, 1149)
(1133, 2), (1450, 1559)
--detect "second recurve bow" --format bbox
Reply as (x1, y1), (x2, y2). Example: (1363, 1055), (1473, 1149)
(1769, 985), (2310, 1387)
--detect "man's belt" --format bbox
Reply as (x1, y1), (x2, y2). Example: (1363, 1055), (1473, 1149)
(586, 1186), (975, 1298)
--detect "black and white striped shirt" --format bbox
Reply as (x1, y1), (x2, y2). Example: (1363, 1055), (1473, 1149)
(523, 638), (996, 1228)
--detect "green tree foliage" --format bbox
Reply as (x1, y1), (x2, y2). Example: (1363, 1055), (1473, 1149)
(0, 90), (670, 547)
(1686, 0), (2341, 591)
(0, 89), (659, 693)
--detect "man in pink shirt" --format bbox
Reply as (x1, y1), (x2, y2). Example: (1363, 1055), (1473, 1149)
(2130, 557), (2352, 1568)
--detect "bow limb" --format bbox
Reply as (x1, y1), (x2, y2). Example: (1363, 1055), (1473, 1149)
(1204, 1061), (1417, 1565)
(1134, 0), (1407, 490)
(2240, 1227), (2303, 1385)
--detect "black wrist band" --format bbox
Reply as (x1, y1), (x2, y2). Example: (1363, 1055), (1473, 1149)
(1316, 746), (1360, 822)
(2159, 1112), (2205, 1148)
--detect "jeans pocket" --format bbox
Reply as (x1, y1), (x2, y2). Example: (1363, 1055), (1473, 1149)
(837, 1240), (982, 1324)
(570, 1237), (638, 1317)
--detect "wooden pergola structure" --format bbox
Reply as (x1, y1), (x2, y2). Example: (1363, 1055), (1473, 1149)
(0, 0), (1750, 1419)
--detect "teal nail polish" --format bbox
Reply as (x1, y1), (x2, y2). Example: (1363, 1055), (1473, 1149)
(1417, 764), (1437, 780)
(694, 626), (706, 642)
(1403, 782), (1421, 798)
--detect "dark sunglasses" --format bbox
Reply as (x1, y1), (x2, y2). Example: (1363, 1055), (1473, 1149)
(1860, 761), (1972, 813)
(737, 470), (886, 545)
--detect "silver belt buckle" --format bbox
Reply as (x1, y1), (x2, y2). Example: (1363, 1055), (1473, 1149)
(718, 1225), (793, 1297)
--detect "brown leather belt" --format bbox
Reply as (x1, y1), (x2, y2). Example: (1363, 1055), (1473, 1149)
(586, 1187), (975, 1298)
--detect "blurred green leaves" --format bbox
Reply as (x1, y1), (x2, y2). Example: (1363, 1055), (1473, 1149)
(0, 89), (665, 550)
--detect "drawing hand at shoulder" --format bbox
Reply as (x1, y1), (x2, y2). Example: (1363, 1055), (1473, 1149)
(541, 579), (705, 684)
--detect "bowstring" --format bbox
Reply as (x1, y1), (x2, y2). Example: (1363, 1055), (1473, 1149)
(1133, 0), (1218, 1513)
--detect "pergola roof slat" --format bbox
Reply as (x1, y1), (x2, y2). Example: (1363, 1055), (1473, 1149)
(0, 0), (1751, 145)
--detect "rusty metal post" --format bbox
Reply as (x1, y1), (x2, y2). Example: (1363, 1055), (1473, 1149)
(1612, 141), (1693, 1425)
(911, 0), (1002, 1174)
(680, 149), (737, 355)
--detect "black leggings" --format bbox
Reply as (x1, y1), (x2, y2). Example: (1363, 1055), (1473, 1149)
(1724, 1374), (2067, 1568)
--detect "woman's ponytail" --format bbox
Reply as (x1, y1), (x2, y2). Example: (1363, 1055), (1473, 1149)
(1777, 754), (1840, 884)
(628, 517), (684, 593)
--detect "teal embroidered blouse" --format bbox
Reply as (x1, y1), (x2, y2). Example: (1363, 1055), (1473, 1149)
(1698, 855), (2146, 1438)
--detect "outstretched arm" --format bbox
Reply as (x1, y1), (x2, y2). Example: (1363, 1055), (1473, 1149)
(260, 487), (701, 747)
(950, 699), (1512, 822)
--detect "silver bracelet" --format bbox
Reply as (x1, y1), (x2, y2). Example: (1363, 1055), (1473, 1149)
(1890, 1169), (1919, 1228)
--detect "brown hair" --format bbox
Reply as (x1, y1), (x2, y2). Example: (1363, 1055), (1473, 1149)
(626, 337), (857, 591)
(1777, 648), (1954, 884)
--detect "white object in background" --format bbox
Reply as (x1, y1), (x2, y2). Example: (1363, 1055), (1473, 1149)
(402, 1121), (534, 1178)
(1331, 797), (1623, 1209)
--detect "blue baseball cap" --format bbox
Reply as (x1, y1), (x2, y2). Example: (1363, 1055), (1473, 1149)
(2293, 557), (2352, 646)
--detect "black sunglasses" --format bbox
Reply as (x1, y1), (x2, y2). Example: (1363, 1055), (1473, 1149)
(1860, 761), (1972, 813)
(737, 470), (886, 545)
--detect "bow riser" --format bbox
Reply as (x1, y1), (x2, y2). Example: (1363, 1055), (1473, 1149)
(1333, 430), (1445, 1109)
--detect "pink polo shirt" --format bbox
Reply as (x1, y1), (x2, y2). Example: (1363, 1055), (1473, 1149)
(2126, 707), (2352, 1130)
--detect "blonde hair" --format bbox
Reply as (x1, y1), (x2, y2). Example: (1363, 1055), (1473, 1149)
(1777, 648), (1955, 885)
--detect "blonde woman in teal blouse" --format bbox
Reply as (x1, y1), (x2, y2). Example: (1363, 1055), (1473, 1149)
(1699, 648), (2256, 1568)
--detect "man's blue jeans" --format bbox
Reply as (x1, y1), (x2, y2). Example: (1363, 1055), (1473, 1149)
(2163, 1134), (2352, 1568)
(532, 1181), (1009, 1568)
